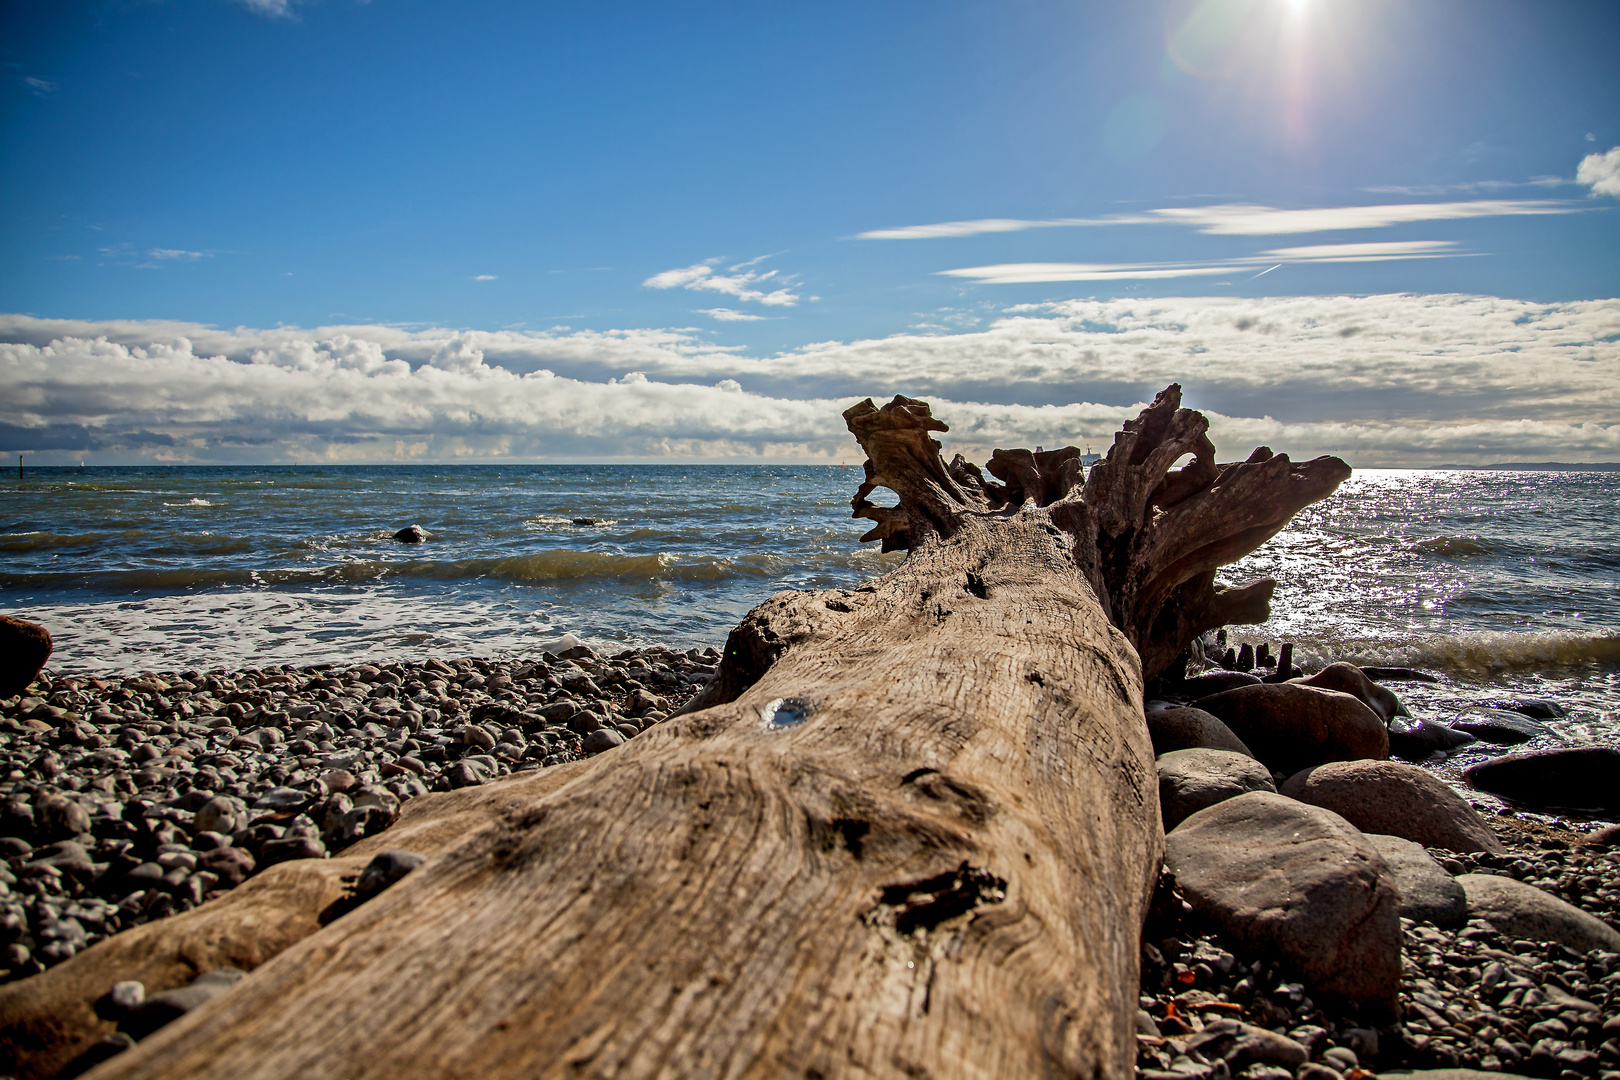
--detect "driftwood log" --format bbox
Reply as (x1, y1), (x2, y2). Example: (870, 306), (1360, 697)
(2, 385), (1347, 1080)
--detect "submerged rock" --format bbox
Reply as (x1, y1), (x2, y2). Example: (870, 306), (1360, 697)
(392, 525), (428, 543)
(1388, 718), (1477, 761)
(1450, 707), (1552, 745)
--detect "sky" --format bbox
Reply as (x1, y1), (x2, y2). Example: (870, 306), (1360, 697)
(2, 0), (1618, 465)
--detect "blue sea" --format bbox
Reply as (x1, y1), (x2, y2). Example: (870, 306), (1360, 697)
(2, 464), (1617, 749)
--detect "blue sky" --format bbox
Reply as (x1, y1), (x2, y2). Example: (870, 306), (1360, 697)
(2, 0), (1618, 464)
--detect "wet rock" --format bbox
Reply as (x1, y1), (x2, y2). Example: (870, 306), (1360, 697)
(1157, 748), (1275, 831)
(1364, 834), (1468, 926)
(1165, 791), (1400, 1013)
(1451, 707), (1552, 745)
(392, 525), (428, 543)
(1388, 718), (1478, 761)
(1185, 1019), (1308, 1069)
(121, 967), (247, 1040)
(0, 615), (52, 699)
(1279, 760), (1505, 853)
(1457, 873), (1620, 952)
(1146, 706), (1254, 757)
(1463, 746), (1620, 812)
(1485, 697), (1566, 721)
(1194, 683), (1389, 775)
(1295, 662), (1408, 723)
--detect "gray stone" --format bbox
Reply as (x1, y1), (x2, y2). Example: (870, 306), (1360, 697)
(1451, 707), (1552, 745)
(109, 980), (146, 1011)
(1157, 748), (1275, 831)
(1458, 873), (1620, 952)
(33, 794), (91, 841)
(1146, 706), (1254, 757)
(1364, 834), (1468, 926)
(1166, 792), (1400, 1013)
(1464, 746), (1620, 813)
(1279, 760), (1504, 854)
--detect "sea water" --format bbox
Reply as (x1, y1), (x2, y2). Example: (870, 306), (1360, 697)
(2, 464), (1616, 746)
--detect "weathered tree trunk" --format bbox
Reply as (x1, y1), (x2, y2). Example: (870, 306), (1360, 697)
(10, 385), (1347, 1080)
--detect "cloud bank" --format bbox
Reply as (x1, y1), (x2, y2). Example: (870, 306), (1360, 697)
(3, 293), (1616, 466)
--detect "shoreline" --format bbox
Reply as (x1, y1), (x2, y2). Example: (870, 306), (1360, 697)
(2, 646), (1618, 1079)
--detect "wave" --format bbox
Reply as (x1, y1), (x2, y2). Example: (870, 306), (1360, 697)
(1282, 629), (1620, 676)
(0, 531), (117, 553)
(162, 498), (216, 507)
(1408, 536), (1491, 557)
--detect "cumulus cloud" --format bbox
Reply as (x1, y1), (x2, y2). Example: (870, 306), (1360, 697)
(859, 200), (1578, 241)
(2, 294), (1615, 466)
(643, 259), (800, 306)
(1577, 146), (1620, 198)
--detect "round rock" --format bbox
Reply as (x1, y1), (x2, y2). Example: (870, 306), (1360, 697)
(1165, 791), (1400, 1014)
(582, 728), (624, 755)
(1279, 759), (1504, 853)
(1451, 707), (1552, 745)
(1457, 873), (1620, 952)
(1388, 718), (1477, 761)
(1146, 707), (1254, 757)
(1363, 834), (1468, 927)
(1157, 748), (1275, 831)
(0, 614), (52, 699)
(1194, 683), (1390, 775)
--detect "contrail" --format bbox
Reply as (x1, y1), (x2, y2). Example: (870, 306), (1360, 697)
(1248, 263), (1283, 280)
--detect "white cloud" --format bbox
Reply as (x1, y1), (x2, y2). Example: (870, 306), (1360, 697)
(1256, 241), (1459, 261)
(2, 295), (1615, 466)
(859, 200), (1578, 241)
(473, 274), (498, 281)
(1146, 200), (1577, 235)
(146, 249), (207, 262)
(696, 308), (766, 322)
(23, 76), (58, 96)
(237, 0), (294, 16)
(643, 259), (800, 306)
(940, 262), (1243, 284)
(1576, 146), (1620, 198)
(939, 242), (1463, 283)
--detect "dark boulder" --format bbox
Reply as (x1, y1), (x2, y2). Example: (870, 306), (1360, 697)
(1295, 662), (1408, 723)
(1464, 746), (1620, 812)
(1182, 670), (1262, 699)
(392, 525), (428, 543)
(0, 615), (52, 699)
